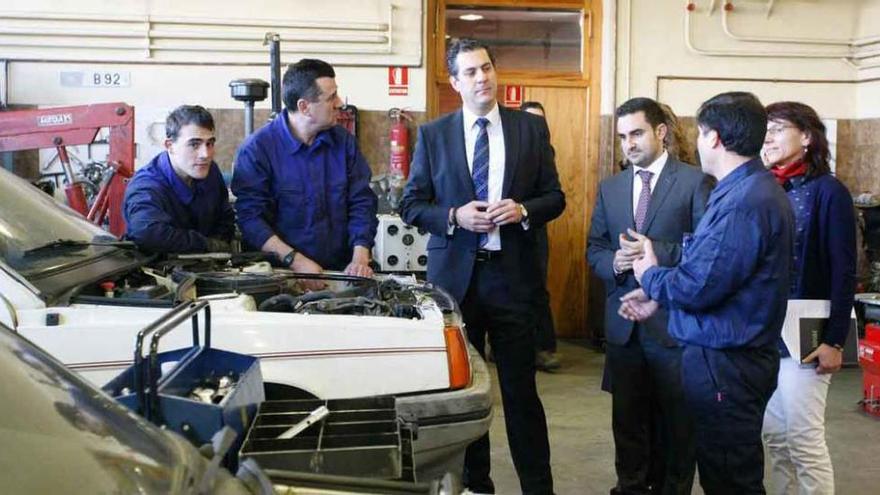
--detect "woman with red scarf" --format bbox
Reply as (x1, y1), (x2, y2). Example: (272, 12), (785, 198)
(761, 102), (856, 495)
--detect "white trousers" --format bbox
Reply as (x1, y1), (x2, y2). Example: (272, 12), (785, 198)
(762, 357), (834, 495)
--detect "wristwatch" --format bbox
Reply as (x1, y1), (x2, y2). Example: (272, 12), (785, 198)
(450, 207), (459, 228)
(518, 203), (529, 220)
(280, 249), (297, 267)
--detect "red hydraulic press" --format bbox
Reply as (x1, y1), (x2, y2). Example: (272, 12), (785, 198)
(0, 102), (135, 237)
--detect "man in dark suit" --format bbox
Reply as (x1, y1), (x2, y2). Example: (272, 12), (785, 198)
(401, 39), (565, 495)
(588, 97), (713, 495)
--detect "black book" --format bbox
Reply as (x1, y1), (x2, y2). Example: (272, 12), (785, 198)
(797, 317), (858, 365)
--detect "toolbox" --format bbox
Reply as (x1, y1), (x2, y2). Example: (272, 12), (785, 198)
(239, 396), (416, 481)
(103, 300), (265, 465)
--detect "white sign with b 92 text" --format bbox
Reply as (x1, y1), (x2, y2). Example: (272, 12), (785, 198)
(60, 70), (131, 88)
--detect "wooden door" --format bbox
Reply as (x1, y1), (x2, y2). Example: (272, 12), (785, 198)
(526, 86), (590, 338)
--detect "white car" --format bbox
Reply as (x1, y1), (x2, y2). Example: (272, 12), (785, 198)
(0, 167), (491, 481)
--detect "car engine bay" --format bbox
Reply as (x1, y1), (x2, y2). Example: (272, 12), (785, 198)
(71, 253), (447, 319)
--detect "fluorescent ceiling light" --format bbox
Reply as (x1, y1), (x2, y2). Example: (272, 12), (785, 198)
(459, 14), (484, 21)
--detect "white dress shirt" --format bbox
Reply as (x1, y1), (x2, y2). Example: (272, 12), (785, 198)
(631, 150), (668, 222)
(462, 104), (505, 251)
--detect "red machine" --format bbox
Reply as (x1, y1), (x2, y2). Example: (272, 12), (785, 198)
(859, 322), (880, 418)
(0, 102), (135, 237)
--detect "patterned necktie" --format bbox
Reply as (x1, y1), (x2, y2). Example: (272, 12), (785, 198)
(634, 170), (654, 232)
(472, 118), (490, 247)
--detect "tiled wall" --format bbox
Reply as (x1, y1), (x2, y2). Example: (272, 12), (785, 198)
(596, 114), (701, 181)
(597, 115), (616, 182)
(11, 106), (876, 196)
(590, 115), (880, 286)
(6, 149), (38, 179)
(209, 108), (273, 175)
(1, 104), (40, 180)
(601, 114), (880, 195)
(2, 107), (426, 232)
(353, 110), (429, 177)
(835, 118), (880, 282)
(836, 118), (880, 195)
(208, 108), (427, 178)
(592, 113), (880, 336)
(3, 107), (427, 182)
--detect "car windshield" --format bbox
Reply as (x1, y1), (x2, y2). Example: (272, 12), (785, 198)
(0, 324), (181, 493)
(0, 168), (116, 276)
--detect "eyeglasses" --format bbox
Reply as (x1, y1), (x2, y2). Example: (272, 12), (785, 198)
(766, 124), (797, 136)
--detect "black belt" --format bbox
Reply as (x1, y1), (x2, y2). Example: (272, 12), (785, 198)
(475, 249), (502, 262)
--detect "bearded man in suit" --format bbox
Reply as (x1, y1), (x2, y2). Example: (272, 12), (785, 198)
(588, 97), (713, 495)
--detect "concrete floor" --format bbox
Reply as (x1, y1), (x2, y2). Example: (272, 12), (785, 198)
(483, 340), (880, 494)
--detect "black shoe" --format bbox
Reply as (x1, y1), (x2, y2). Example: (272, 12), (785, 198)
(536, 351), (561, 372)
(463, 480), (495, 494)
(610, 485), (651, 495)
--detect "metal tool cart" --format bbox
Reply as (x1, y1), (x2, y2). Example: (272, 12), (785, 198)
(240, 396), (417, 480)
(101, 300), (459, 491)
(103, 300), (265, 468)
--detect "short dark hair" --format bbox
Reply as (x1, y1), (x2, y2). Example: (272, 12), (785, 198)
(696, 92), (767, 157)
(282, 58), (336, 111)
(166, 105), (214, 141)
(766, 101), (831, 177)
(520, 101), (545, 114)
(615, 97), (666, 129)
(446, 38), (496, 77)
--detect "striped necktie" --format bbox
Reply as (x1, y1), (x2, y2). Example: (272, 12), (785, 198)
(634, 170), (654, 232)
(472, 118), (490, 247)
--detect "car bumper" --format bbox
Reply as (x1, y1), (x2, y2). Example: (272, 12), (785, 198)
(395, 344), (493, 481)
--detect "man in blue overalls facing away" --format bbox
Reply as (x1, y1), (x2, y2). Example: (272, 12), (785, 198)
(620, 92), (794, 494)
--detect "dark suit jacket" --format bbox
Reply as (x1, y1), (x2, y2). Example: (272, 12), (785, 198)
(401, 107), (566, 303)
(587, 157), (713, 346)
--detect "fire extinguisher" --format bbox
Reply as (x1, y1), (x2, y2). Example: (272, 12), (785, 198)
(388, 108), (412, 179)
(387, 108), (412, 212)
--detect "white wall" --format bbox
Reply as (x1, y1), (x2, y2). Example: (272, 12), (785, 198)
(7, 60), (427, 170)
(856, 0), (880, 39)
(7, 62), (426, 112)
(610, 0), (880, 119)
(1, 0), (427, 171)
(857, 79), (880, 118)
(1, 0), (426, 111)
(0, 0), (422, 66)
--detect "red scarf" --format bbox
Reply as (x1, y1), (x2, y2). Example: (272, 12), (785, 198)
(770, 161), (807, 185)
